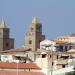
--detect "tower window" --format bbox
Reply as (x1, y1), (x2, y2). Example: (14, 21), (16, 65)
(36, 25), (40, 32)
(29, 40), (32, 44)
(31, 28), (34, 32)
(6, 42), (9, 47)
(0, 32), (1, 35)
(39, 40), (41, 44)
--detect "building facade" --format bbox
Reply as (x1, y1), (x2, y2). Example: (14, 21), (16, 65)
(55, 41), (74, 51)
(40, 39), (56, 51)
(25, 17), (45, 51)
(0, 20), (14, 50)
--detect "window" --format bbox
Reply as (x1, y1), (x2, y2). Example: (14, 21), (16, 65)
(69, 46), (72, 49)
(29, 40), (32, 44)
(31, 28), (34, 32)
(36, 25), (40, 32)
(50, 55), (51, 58)
(65, 46), (67, 51)
(4, 56), (7, 58)
(62, 65), (65, 68)
(60, 46), (63, 50)
(39, 40), (41, 43)
(57, 55), (58, 59)
(6, 42), (9, 47)
(0, 32), (1, 35)
(0, 32), (2, 37)
(42, 54), (46, 58)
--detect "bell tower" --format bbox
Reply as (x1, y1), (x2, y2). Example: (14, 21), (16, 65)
(25, 17), (45, 51)
(0, 20), (14, 50)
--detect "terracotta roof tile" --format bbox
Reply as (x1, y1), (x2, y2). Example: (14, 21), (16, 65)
(56, 41), (74, 45)
(70, 33), (75, 37)
(0, 70), (45, 75)
(0, 62), (40, 69)
(0, 47), (31, 53)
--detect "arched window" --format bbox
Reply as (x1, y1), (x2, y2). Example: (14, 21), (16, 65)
(29, 40), (32, 44)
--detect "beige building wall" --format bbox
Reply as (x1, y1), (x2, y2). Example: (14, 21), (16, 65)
(35, 54), (69, 71)
(36, 58), (48, 68)
(35, 55), (57, 70)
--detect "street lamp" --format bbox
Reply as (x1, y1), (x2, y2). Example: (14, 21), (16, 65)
(45, 44), (55, 75)
(44, 44), (52, 75)
(50, 45), (56, 75)
(50, 47), (53, 75)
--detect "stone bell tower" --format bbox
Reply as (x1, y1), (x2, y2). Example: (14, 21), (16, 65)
(0, 20), (14, 50)
(25, 17), (45, 51)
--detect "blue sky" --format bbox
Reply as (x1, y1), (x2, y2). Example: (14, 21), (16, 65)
(0, 0), (75, 48)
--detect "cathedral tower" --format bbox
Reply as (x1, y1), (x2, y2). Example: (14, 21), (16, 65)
(0, 20), (14, 50)
(25, 17), (45, 51)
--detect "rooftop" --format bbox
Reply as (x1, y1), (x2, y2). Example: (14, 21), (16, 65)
(0, 62), (40, 69)
(0, 70), (45, 75)
(0, 47), (30, 53)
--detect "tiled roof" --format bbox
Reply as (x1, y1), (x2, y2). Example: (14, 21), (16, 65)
(35, 50), (75, 55)
(70, 33), (75, 37)
(0, 70), (45, 75)
(56, 41), (74, 46)
(0, 47), (31, 53)
(67, 49), (75, 52)
(0, 62), (40, 69)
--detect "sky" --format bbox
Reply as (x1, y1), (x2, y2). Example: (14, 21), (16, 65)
(0, 0), (75, 48)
